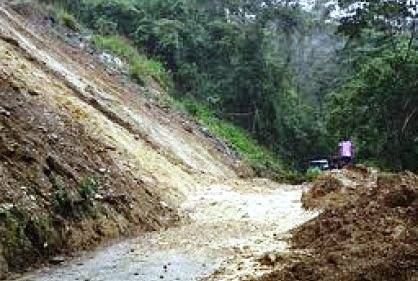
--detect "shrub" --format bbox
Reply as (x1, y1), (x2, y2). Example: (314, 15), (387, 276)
(279, 170), (307, 184)
(52, 188), (74, 217)
(130, 57), (170, 89)
(91, 35), (137, 60)
(77, 177), (98, 200)
(56, 10), (81, 32)
(306, 167), (321, 182)
(90, 35), (170, 89)
(1, 207), (60, 271)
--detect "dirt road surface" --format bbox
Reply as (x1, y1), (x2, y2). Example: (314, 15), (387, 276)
(17, 179), (316, 281)
(0, 5), (316, 280)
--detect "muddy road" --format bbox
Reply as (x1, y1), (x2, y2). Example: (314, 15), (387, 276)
(0, 5), (315, 281)
(17, 179), (316, 281)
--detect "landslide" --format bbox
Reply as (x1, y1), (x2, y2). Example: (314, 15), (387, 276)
(0, 80), (176, 275)
(0, 3), (246, 278)
(254, 169), (418, 281)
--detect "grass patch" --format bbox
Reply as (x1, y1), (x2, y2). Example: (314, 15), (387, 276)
(178, 98), (284, 175)
(90, 35), (170, 89)
(77, 177), (98, 200)
(91, 35), (137, 60)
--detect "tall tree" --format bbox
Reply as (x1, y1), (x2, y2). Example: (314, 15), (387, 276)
(326, 0), (418, 170)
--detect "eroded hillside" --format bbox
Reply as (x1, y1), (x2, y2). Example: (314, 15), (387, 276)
(0, 4), (248, 277)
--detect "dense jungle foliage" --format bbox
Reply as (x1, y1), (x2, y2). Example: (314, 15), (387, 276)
(40, 0), (417, 172)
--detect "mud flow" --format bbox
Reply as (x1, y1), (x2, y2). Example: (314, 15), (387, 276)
(255, 169), (418, 281)
(4, 3), (415, 281)
(18, 180), (316, 281)
(0, 4), (315, 281)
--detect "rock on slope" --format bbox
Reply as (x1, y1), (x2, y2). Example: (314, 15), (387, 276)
(0, 4), (246, 278)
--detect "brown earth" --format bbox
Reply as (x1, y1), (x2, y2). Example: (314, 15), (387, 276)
(0, 55), (178, 275)
(253, 169), (418, 281)
(2, 3), (416, 281)
(0, 2), (249, 279)
(301, 165), (375, 210)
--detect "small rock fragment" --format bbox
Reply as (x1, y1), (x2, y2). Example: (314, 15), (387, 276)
(0, 108), (11, 117)
(50, 256), (65, 265)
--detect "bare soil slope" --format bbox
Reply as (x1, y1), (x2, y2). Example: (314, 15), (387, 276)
(0, 3), (247, 278)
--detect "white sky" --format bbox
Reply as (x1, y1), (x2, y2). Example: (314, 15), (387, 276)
(295, 0), (418, 18)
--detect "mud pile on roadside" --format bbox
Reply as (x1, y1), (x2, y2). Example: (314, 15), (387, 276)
(301, 166), (375, 210)
(256, 170), (418, 281)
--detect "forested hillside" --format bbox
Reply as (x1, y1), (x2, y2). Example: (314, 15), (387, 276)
(0, 1), (417, 279)
(40, 0), (417, 172)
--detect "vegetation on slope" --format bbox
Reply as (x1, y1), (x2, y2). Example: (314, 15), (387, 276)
(90, 35), (170, 89)
(88, 32), (287, 176)
(55, 9), (81, 31)
(35, 1), (289, 177)
(178, 98), (284, 177)
(40, 0), (417, 172)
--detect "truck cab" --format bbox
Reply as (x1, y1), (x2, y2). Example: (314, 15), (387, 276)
(308, 159), (330, 171)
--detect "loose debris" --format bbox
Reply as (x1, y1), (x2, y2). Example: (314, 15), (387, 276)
(0, 2), (243, 279)
(0, 82), (178, 278)
(301, 166), (375, 210)
(254, 169), (418, 281)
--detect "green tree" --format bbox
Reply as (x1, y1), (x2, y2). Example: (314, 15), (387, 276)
(327, 1), (418, 170)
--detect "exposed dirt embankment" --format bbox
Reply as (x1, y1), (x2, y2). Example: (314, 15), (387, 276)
(253, 169), (418, 281)
(0, 80), (177, 276)
(0, 4), (247, 278)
